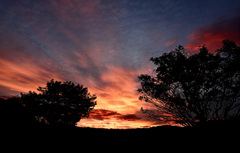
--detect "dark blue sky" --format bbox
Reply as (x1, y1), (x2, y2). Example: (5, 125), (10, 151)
(0, 0), (239, 128)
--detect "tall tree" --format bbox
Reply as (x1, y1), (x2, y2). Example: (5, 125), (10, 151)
(138, 40), (240, 127)
(21, 79), (97, 127)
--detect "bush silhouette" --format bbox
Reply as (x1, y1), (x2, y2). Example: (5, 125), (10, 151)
(138, 40), (240, 127)
(0, 97), (39, 128)
(20, 79), (97, 127)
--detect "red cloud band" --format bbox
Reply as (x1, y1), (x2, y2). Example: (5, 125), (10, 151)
(88, 109), (140, 121)
(186, 16), (240, 52)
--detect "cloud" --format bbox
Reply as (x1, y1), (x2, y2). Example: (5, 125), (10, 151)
(88, 65), (150, 114)
(185, 15), (240, 52)
(0, 51), (65, 96)
(88, 109), (121, 120)
(78, 108), (154, 129)
(78, 108), (176, 129)
(164, 38), (178, 47)
(88, 109), (140, 121)
(117, 114), (140, 121)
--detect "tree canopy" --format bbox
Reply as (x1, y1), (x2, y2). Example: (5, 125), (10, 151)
(138, 40), (240, 127)
(21, 79), (97, 127)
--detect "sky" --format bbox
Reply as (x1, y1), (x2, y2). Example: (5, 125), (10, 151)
(0, 0), (240, 129)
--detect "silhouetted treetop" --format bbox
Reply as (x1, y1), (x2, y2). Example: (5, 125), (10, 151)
(138, 40), (240, 127)
(21, 79), (97, 127)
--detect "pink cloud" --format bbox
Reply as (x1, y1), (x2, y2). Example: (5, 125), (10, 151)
(164, 38), (178, 47)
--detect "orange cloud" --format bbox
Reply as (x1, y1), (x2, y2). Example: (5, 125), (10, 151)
(77, 117), (153, 129)
(89, 65), (144, 114)
(77, 109), (157, 129)
(88, 109), (121, 120)
(185, 16), (240, 52)
(77, 108), (178, 129)
(0, 49), (64, 96)
(86, 109), (140, 121)
(75, 65), (165, 129)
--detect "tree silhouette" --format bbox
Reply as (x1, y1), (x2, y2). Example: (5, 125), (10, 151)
(21, 79), (97, 127)
(138, 40), (240, 127)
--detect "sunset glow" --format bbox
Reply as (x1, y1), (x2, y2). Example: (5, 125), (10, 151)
(0, 0), (239, 129)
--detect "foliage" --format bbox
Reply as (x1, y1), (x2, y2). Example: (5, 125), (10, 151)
(138, 40), (240, 126)
(21, 79), (97, 127)
(0, 97), (40, 128)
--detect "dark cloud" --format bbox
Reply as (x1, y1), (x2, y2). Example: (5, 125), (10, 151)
(89, 109), (121, 120)
(88, 109), (141, 121)
(117, 114), (141, 121)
